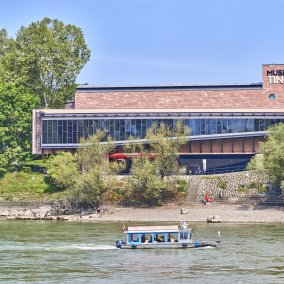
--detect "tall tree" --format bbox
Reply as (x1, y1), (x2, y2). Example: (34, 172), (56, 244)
(47, 131), (118, 208)
(1, 18), (91, 108)
(0, 83), (40, 175)
(123, 121), (189, 205)
(126, 157), (172, 206)
(260, 124), (284, 191)
(0, 29), (10, 57)
(0, 29), (14, 81)
(145, 121), (189, 179)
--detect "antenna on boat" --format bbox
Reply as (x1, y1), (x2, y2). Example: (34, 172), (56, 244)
(180, 218), (188, 229)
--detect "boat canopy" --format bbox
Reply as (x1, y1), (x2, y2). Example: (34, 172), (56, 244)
(126, 225), (180, 234)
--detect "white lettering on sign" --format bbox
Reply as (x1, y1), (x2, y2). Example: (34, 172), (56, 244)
(267, 76), (284, 84)
(267, 70), (284, 84)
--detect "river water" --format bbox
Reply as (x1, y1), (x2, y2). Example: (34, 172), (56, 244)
(0, 221), (283, 283)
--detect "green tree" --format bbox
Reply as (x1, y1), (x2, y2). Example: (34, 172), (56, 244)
(0, 18), (91, 108)
(47, 131), (119, 208)
(123, 121), (189, 206)
(47, 152), (78, 189)
(0, 83), (40, 175)
(259, 124), (284, 191)
(0, 29), (13, 81)
(0, 29), (11, 57)
(246, 154), (265, 172)
(126, 157), (174, 206)
(145, 121), (189, 179)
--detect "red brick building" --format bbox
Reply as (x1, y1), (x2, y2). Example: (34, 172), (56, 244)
(33, 64), (284, 173)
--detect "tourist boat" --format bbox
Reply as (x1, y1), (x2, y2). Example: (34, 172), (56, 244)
(115, 220), (221, 249)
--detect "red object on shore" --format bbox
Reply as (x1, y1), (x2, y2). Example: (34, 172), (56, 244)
(205, 192), (214, 203)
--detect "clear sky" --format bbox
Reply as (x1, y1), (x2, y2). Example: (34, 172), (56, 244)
(1, 0), (284, 86)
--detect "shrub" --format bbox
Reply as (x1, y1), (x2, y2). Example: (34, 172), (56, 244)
(22, 166), (32, 174)
(176, 179), (188, 193)
(218, 181), (227, 190)
(258, 184), (266, 193)
(248, 181), (257, 189)
(239, 184), (246, 192)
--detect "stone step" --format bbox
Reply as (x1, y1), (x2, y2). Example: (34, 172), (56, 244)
(186, 176), (201, 203)
(212, 196), (284, 206)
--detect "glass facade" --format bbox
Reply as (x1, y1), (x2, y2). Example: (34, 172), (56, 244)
(41, 117), (284, 145)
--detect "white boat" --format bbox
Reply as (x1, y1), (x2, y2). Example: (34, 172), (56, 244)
(116, 220), (221, 249)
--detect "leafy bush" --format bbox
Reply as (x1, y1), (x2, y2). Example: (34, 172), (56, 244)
(258, 184), (266, 193)
(218, 181), (227, 190)
(22, 166), (32, 174)
(248, 181), (257, 189)
(123, 158), (177, 206)
(176, 179), (188, 193)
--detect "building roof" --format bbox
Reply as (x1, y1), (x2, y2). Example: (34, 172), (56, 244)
(76, 82), (263, 92)
(34, 108), (284, 117)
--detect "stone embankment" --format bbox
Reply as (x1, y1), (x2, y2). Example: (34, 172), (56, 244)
(0, 200), (112, 221)
(197, 171), (269, 198)
(0, 201), (84, 221)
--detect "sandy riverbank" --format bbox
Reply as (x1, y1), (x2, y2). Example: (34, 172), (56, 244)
(1, 203), (283, 223)
(66, 203), (284, 223)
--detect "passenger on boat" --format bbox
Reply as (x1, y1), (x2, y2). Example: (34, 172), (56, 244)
(160, 236), (165, 242)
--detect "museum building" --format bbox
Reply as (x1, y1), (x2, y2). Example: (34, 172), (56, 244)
(32, 64), (284, 173)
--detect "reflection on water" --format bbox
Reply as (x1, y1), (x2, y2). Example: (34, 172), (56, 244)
(0, 221), (283, 283)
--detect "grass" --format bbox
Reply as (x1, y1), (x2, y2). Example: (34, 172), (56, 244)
(0, 171), (66, 201)
(20, 158), (50, 168)
(201, 175), (220, 180)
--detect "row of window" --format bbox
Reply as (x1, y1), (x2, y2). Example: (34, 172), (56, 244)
(41, 118), (284, 145)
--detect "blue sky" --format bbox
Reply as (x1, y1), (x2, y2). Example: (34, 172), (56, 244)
(1, 0), (284, 86)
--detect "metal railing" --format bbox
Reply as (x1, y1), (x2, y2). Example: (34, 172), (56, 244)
(191, 165), (246, 175)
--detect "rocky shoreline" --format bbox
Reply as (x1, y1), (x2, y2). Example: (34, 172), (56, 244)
(0, 202), (283, 223)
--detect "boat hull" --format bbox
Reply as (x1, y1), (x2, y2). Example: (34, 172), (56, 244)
(116, 240), (220, 249)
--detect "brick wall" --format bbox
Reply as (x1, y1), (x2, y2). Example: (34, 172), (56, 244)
(75, 87), (284, 110)
(75, 64), (284, 110)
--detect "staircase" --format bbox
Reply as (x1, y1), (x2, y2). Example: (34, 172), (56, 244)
(213, 195), (284, 207)
(186, 175), (201, 204)
(257, 195), (284, 206)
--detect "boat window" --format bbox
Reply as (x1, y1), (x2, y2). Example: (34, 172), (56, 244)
(130, 234), (139, 242)
(180, 232), (189, 240)
(168, 233), (178, 242)
(154, 233), (165, 242)
(141, 234), (151, 243)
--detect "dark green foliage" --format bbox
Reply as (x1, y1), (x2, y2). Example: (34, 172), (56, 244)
(123, 121), (188, 206)
(176, 178), (188, 193)
(258, 184), (266, 193)
(0, 83), (40, 175)
(146, 121), (189, 179)
(248, 181), (257, 189)
(47, 132), (118, 208)
(124, 158), (174, 206)
(247, 124), (284, 192)
(0, 18), (91, 108)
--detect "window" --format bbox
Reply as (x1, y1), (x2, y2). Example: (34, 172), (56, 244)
(269, 93), (276, 100)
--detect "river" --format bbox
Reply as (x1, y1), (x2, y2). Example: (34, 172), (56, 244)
(0, 221), (283, 283)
